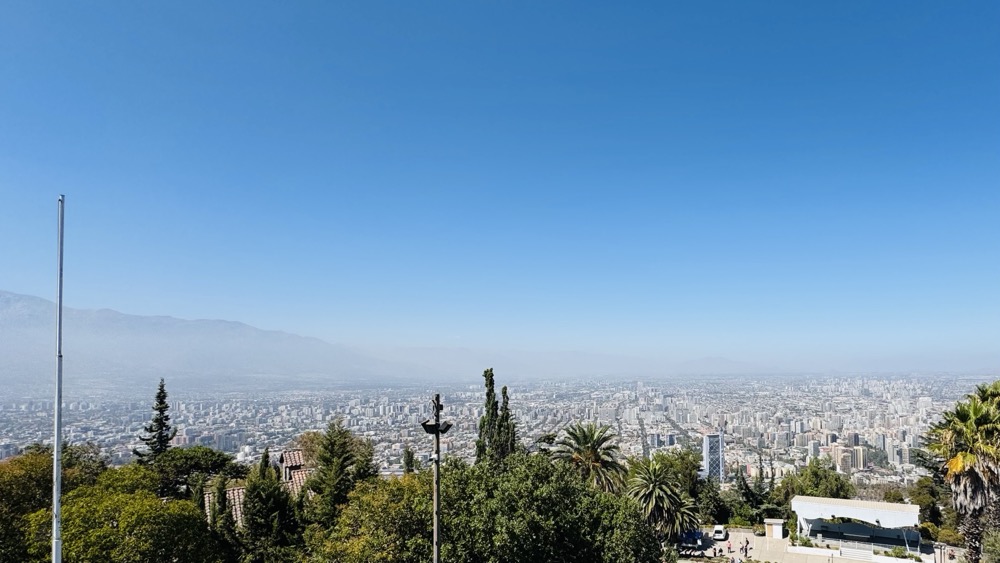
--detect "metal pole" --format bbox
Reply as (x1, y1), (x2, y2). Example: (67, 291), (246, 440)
(432, 393), (441, 563)
(52, 195), (65, 563)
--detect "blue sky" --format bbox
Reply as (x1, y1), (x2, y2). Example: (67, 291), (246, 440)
(1, 2), (998, 371)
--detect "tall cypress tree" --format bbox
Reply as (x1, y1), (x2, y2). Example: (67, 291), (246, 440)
(212, 475), (240, 561)
(134, 378), (177, 464)
(192, 473), (207, 514)
(496, 385), (517, 459)
(242, 448), (298, 561)
(475, 368), (499, 464)
(475, 368), (517, 464)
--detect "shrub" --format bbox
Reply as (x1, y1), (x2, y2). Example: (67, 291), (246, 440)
(728, 516), (751, 527)
(889, 546), (909, 559)
(920, 522), (940, 541)
(937, 528), (964, 547)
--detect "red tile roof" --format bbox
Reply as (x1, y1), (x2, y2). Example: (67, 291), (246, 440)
(279, 449), (305, 469)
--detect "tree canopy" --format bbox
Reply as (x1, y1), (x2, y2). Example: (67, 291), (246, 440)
(315, 453), (661, 563)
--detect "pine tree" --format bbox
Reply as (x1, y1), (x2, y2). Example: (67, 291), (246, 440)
(307, 420), (377, 526)
(241, 449), (298, 562)
(134, 378), (176, 464)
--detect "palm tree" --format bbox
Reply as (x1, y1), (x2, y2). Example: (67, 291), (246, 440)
(972, 381), (1000, 403)
(926, 395), (1000, 563)
(626, 457), (699, 541)
(666, 495), (701, 541)
(553, 421), (625, 493)
(970, 381), (1000, 531)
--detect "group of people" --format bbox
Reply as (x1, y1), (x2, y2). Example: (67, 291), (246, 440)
(711, 538), (752, 560)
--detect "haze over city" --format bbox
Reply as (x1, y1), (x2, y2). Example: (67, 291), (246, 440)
(3, 5), (1000, 563)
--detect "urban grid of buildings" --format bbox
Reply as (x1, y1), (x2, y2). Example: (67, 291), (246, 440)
(0, 375), (983, 491)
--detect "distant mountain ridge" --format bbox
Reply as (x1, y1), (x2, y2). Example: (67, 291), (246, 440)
(0, 290), (408, 391)
(0, 290), (807, 396)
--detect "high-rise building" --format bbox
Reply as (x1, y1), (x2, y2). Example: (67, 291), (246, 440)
(808, 440), (820, 458)
(837, 450), (853, 474)
(874, 433), (887, 452)
(700, 431), (725, 482)
(852, 446), (867, 470)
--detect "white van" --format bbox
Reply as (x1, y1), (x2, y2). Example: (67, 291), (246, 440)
(712, 525), (727, 541)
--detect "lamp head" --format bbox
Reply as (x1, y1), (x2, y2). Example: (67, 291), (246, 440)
(440, 421), (453, 434)
(421, 419), (436, 434)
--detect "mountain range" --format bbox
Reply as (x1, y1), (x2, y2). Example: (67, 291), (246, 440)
(0, 290), (784, 396)
(0, 290), (412, 393)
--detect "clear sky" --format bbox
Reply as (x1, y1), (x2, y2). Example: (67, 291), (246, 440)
(1, 2), (997, 372)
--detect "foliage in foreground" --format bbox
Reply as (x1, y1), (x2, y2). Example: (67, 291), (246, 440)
(924, 381), (1000, 563)
(310, 453), (662, 563)
(25, 464), (223, 563)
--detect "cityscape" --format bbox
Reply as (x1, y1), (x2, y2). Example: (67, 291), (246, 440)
(2, 373), (984, 490)
(2, 2), (998, 563)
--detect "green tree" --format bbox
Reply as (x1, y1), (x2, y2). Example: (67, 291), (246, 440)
(626, 456), (699, 540)
(0, 448), (51, 562)
(773, 457), (855, 504)
(475, 368), (518, 464)
(971, 381), (1000, 531)
(311, 473), (431, 563)
(402, 445), (418, 475)
(134, 378), (177, 464)
(153, 444), (247, 498)
(306, 420), (377, 527)
(697, 476), (730, 525)
(211, 475), (240, 561)
(925, 394), (1000, 563)
(883, 488), (905, 503)
(0, 443), (109, 562)
(553, 421), (626, 493)
(240, 450), (299, 563)
(25, 465), (222, 563)
(650, 447), (703, 500)
(908, 476), (944, 526)
(496, 385), (517, 460)
(318, 453), (660, 563)
(731, 455), (782, 524)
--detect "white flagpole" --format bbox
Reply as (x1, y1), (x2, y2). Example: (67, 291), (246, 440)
(52, 195), (65, 562)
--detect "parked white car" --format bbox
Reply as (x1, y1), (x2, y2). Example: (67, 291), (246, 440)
(712, 525), (727, 541)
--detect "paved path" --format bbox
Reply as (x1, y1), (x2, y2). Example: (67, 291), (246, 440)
(680, 531), (840, 563)
(680, 530), (937, 563)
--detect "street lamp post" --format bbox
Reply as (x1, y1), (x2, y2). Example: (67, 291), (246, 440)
(421, 394), (452, 563)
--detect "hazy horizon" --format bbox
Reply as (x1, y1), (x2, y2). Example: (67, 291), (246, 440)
(2, 289), (995, 379)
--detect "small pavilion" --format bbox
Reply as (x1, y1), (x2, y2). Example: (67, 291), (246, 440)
(791, 495), (921, 554)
